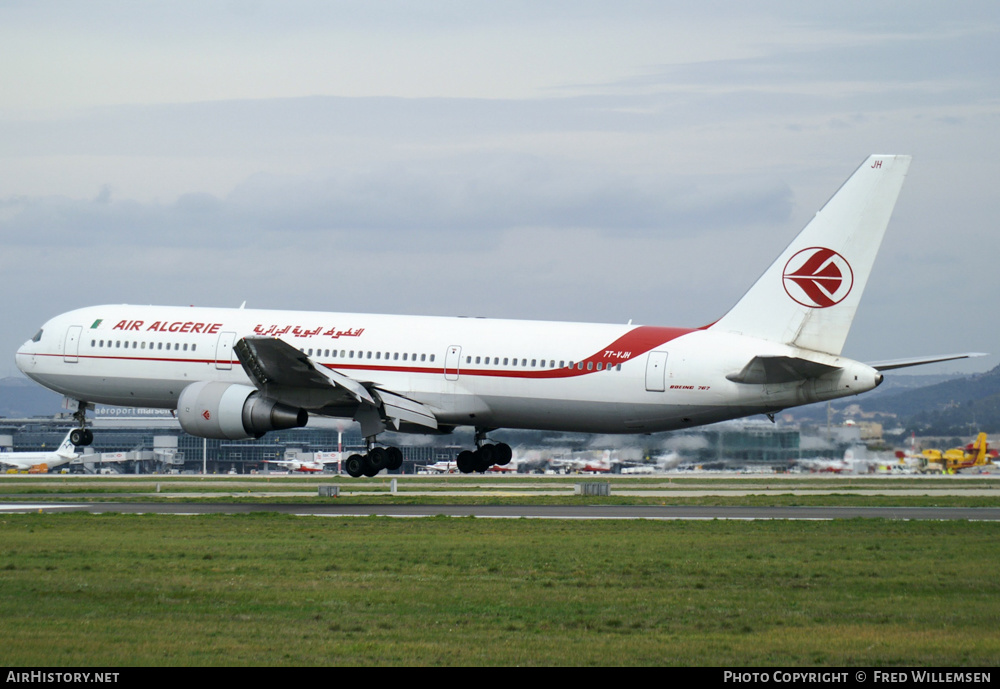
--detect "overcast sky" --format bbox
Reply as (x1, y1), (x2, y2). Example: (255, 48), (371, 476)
(2, 1), (997, 379)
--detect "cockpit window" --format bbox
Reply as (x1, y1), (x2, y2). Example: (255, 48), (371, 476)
(31, 329), (43, 343)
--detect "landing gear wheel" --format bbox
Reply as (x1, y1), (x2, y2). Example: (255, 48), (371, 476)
(345, 454), (365, 478)
(457, 450), (476, 474)
(474, 444), (495, 472)
(368, 447), (389, 472)
(387, 447), (403, 471)
(70, 428), (93, 447)
(494, 443), (512, 466)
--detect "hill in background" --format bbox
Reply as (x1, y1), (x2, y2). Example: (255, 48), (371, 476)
(0, 376), (65, 418)
(862, 365), (1000, 435)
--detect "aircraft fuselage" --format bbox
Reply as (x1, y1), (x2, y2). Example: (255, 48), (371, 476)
(16, 304), (880, 435)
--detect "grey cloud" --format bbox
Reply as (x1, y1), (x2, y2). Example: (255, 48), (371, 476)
(0, 96), (664, 159)
(0, 194), (231, 248)
(1, 156), (792, 247)
(230, 160), (792, 234)
(598, 24), (999, 117)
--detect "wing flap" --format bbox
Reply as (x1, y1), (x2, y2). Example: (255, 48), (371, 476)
(373, 388), (439, 431)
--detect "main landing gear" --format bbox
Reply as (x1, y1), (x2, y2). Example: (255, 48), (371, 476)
(342, 429), (513, 477)
(344, 437), (404, 478)
(456, 429), (512, 474)
(69, 400), (94, 447)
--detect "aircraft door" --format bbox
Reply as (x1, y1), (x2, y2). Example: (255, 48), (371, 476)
(444, 345), (462, 381)
(644, 350), (668, 392)
(215, 332), (237, 370)
(63, 325), (82, 363)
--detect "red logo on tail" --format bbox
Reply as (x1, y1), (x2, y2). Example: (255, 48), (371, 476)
(782, 247), (853, 308)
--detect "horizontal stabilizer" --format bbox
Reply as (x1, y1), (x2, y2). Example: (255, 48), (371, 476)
(867, 352), (988, 372)
(727, 355), (841, 385)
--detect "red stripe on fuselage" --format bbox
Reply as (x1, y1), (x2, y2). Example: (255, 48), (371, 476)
(412, 325), (694, 380)
(23, 325), (694, 380)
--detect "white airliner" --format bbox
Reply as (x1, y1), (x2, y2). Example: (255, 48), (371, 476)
(0, 430), (81, 472)
(264, 455), (341, 473)
(14, 156), (981, 477)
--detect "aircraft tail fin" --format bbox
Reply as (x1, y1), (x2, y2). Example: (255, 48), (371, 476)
(56, 431), (77, 458)
(711, 155), (911, 355)
(973, 433), (988, 465)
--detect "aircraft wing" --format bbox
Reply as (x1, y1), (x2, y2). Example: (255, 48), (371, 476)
(236, 336), (375, 406)
(867, 353), (988, 371)
(234, 336), (439, 432)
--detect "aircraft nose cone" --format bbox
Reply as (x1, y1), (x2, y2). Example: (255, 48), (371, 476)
(15, 343), (29, 372)
(15, 331), (40, 375)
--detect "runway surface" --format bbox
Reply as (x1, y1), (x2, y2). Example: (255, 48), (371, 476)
(2, 502), (999, 520)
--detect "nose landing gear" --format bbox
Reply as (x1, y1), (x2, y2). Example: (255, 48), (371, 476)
(69, 400), (94, 447)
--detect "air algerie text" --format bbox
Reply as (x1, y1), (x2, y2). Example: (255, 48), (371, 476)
(111, 320), (223, 334)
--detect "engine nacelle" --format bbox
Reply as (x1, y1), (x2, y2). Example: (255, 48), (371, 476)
(177, 381), (308, 440)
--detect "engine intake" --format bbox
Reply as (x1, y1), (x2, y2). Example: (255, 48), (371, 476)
(177, 381), (308, 440)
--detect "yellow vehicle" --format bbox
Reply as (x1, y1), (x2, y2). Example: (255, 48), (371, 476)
(922, 433), (995, 473)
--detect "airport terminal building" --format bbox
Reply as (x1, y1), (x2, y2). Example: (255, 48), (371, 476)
(0, 404), (850, 474)
(0, 408), (457, 474)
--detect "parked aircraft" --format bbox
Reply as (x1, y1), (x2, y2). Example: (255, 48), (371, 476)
(919, 433), (997, 473)
(0, 430), (80, 472)
(417, 460), (458, 474)
(797, 448), (883, 474)
(15, 156), (982, 478)
(550, 451), (614, 474)
(263, 458), (338, 473)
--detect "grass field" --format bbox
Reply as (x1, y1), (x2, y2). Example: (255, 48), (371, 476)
(1, 512), (998, 666)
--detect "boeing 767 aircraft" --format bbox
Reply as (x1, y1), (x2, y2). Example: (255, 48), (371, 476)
(15, 155), (980, 476)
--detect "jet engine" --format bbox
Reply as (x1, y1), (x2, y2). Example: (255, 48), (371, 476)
(177, 381), (308, 440)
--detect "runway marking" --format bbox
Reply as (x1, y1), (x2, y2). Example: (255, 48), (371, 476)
(0, 503), (85, 512)
(2, 503), (999, 521)
(296, 512), (839, 521)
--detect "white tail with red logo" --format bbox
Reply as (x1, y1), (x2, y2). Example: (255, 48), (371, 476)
(711, 155), (911, 355)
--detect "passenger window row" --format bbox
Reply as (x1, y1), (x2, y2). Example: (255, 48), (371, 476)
(303, 349), (435, 363)
(86, 338), (623, 372)
(301, 348), (621, 371)
(91, 339), (195, 352)
(464, 356), (619, 371)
